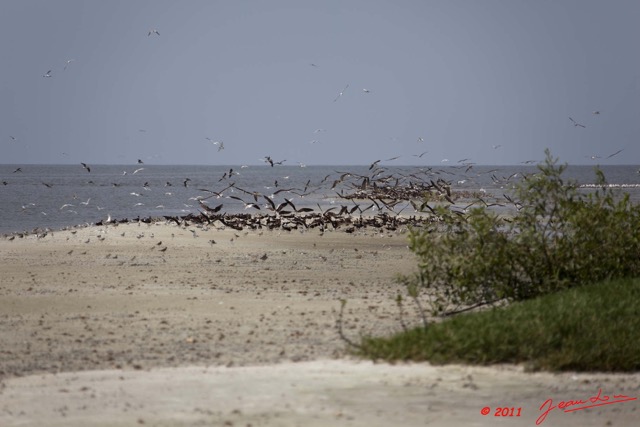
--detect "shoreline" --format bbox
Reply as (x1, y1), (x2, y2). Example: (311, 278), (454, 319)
(1, 222), (638, 426)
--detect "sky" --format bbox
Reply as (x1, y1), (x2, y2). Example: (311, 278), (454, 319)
(1, 0), (639, 166)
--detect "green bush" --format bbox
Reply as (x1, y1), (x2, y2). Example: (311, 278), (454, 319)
(358, 278), (640, 372)
(403, 149), (640, 317)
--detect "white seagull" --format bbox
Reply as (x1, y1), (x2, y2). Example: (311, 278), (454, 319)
(333, 84), (349, 102)
(64, 59), (75, 70)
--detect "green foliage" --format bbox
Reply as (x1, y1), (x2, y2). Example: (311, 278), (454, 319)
(403, 149), (640, 316)
(357, 278), (640, 372)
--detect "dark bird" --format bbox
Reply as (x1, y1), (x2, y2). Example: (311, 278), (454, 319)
(183, 178), (191, 187)
(148, 29), (160, 36)
(42, 182), (53, 188)
(412, 151), (428, 158)
(81, 162), (91, 173)
(569, 117), (586, 128)
(607, 149), (624, 159)
(13, 168), (22, 173)
(138, 159), (144, 164)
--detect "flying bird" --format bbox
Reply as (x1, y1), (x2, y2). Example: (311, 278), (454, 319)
(607, 149), (624, 159)
(148, 29), (160, 36)
(137, 159), (144, 164)
(13, 167), (22, 173)
(132, 167), (145, 174)
(362, 88), (371, 93)
(43, 70), (52, 78)
(81, 162), (91, 173)
(63, 59), (75, 70)
(333, 84), (349, 102)
(569, 117), (586, 128)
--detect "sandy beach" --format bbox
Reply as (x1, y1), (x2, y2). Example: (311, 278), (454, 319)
(1, 221), (638, 426)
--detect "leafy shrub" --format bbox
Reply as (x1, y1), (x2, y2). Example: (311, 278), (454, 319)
(403, 149), (640, 318)
(358, 278), (640, 372)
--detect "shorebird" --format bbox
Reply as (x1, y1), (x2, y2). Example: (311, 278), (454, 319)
(132, 167), (144, 174)
(9, 136), (16, 142)
(593, 111), (600, 115)
(569, 117), (586, 128)
(333, 84), (349, 102)
(148, 29), (160, 36)
(362, 88), (371, 93)
(80, 198), (91, 206)
(417, 137), (424, 143)
(12, 167), (22, 173)
(412, 151), (428, 158)
(81, 162), (91, 173)
(43, 70), (52, 78)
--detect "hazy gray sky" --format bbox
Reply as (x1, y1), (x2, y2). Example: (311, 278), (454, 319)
(1, 0), (638, 166)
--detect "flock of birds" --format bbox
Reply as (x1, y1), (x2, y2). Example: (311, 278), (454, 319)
(2, 152), (551, 239)
(3, 28), (631, 238)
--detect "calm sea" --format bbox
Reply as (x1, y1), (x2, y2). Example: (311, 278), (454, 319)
(1, 164), (640, 234)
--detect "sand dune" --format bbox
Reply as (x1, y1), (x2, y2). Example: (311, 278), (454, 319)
(1, 222), (638, 426)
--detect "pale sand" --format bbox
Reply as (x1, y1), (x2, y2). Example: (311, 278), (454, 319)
(1, 222), (638, 426)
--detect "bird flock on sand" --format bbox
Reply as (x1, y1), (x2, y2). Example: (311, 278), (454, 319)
(0, 152), (607, 241)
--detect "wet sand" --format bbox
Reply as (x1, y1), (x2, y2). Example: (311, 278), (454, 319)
(1, 221), (638, 426)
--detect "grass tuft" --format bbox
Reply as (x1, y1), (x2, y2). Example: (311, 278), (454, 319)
(358, 278), (640, 372)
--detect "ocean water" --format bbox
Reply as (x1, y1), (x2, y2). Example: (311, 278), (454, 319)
(1, 164), (640, 234)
